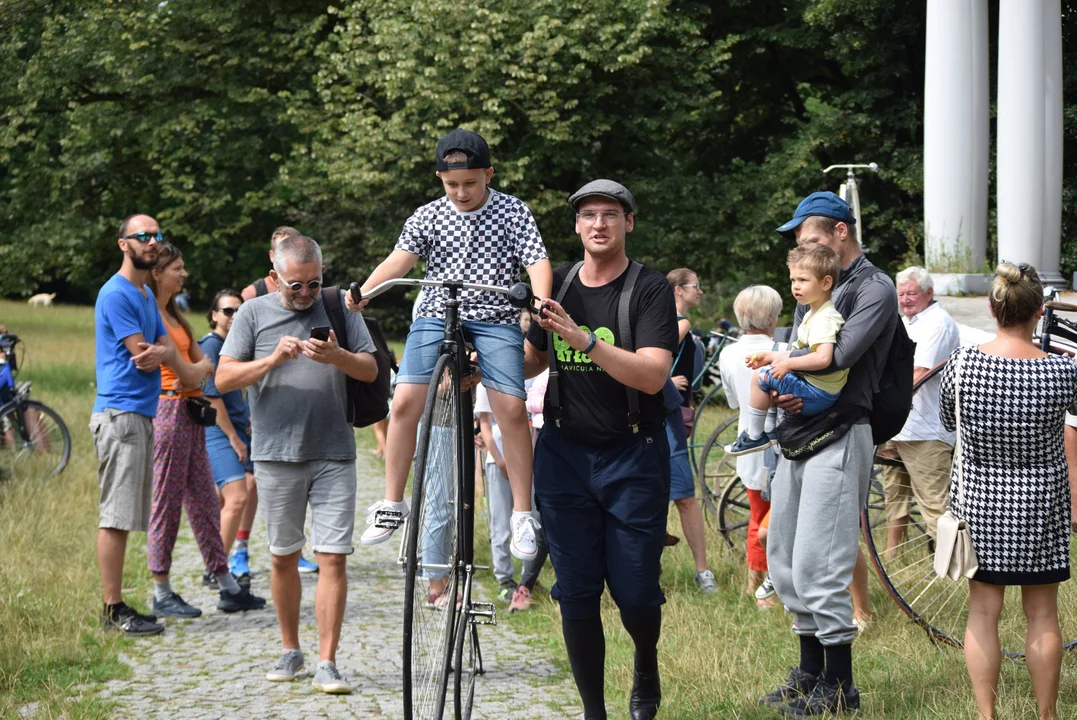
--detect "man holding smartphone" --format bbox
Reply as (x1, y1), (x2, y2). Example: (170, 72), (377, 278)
(215, 234), (378, 695)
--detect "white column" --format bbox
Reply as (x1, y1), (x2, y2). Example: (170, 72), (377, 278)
(924, 0), (989, 294)
(1040, 0), (1064, 284)
(997, 0), (1046, 274)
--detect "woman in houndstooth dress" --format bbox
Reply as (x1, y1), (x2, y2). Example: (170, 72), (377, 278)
(939, 262), (1077, 720)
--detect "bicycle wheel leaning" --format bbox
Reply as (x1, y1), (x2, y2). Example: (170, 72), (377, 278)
(0, 398), (72, 481)
(403, 355), (461, 720)
(861, 359), (1077, 656)
(696, 413), (739, 536)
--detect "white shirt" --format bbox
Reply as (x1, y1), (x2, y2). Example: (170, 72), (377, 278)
(894, 302), (961, 443)
(719, 333), (784, 491)
(474, 383), (503, 463)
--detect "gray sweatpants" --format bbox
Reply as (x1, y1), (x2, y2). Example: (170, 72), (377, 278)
(486, 461), (515, 586)
(767, 423), (873, 646)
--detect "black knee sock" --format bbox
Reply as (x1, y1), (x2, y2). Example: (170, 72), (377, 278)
(823, 643), (853, 689)
(562, 615), (607, 719)
(799, 634), (825, 677)
(619, 606), (662, 674)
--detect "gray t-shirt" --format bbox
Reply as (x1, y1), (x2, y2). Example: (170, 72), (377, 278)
(221, 291), (376, 462)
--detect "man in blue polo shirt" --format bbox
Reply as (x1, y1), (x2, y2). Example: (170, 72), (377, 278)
(91, 214), (203, 636)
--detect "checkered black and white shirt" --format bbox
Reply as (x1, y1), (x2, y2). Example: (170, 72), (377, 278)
(396, 189), (547, 325)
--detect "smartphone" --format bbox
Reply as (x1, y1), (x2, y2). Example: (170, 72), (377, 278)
(310, 326), (331, 342)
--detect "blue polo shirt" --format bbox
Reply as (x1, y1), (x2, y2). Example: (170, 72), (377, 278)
(92, 274), (168, 418)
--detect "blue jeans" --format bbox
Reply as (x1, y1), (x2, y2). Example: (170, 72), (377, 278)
(665, 409), (695, 501)
(758, 368), (841, 417)
(418, 424), (455, 580)
(398, 318), (525, 399)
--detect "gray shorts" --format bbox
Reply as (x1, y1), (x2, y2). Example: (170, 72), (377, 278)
(254, 459), (357, 556)
(90, 410), (154, 532)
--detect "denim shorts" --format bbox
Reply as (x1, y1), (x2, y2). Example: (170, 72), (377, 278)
(758, 368), (840, 417)
(665, 408), (695, 501)
(205, 424), (253, 489)
(397, 317), (525, 399)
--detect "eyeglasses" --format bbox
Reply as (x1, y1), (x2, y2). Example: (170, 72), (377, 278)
(215, 307), (238, 317)
(679, 283), (703, 291)
(279, 277), (322, 293)
(123, 231), (164, 244)
(577, 210), (627, 224)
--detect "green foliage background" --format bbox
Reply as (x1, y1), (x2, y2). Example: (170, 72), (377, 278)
(2, 0), (1075, 332)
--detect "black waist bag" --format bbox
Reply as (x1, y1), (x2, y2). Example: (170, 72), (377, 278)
(322, 286), (397, 428)
(186, 397), (217, 427)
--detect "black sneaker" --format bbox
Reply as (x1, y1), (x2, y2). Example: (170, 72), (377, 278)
(780, 678), (860, 717)
(236, 572), (252, 590)
(759, 666), (819, 706)
(153, 592), (203, 618)
(202, 572), (218, 589)
(218, 587), (267, 613)
(101, 604), (164, 636)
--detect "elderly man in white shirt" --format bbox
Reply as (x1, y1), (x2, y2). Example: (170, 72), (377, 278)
(881, 266), (961, 558)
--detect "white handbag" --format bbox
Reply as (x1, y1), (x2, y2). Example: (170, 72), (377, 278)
(933, 351), (980, 581)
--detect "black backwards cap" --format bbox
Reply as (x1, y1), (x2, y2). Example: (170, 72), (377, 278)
(435, 129), (492, 171)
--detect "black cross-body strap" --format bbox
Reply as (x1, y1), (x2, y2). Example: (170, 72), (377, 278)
(547, 262), (584, 428)
(619, 261), (643, 432)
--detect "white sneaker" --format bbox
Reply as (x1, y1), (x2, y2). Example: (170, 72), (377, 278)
(510, 512), (540, 560)
(360, 499), (409, 546)
(311, 661), (352, 695)
(266, 649), (304, 682)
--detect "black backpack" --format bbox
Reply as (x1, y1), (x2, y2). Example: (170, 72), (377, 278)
(321, 287), (398, 428)
(840, 268), (915, 445)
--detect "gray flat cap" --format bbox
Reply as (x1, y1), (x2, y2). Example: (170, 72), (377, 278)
(568, 179), (636, 213)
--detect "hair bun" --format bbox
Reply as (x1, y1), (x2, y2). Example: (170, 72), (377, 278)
(996, 262), (1023, 284)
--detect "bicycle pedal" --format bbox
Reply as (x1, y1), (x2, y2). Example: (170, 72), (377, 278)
(468, 602), (497, 626)
(374, 510), (404, 529)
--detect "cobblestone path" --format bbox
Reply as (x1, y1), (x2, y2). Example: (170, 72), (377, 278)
(94, 453), (581, 719)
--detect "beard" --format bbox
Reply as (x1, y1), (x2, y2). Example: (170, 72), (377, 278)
(281, 291), (317, 311)
(128, 246), (158, 270)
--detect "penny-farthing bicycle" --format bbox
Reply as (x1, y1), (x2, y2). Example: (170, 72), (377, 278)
(349, 278), (537, 720)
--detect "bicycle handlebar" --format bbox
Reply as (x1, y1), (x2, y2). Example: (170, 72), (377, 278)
(822, 163), (879, 174)
(348, 279), (538, 312)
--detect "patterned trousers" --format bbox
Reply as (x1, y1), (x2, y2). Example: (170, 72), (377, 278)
(147, 398), (227, 577)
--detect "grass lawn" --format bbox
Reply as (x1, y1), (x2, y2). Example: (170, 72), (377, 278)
(0, 299), (1075, 718)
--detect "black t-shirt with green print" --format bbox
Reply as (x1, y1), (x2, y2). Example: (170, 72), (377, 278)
(526, 261), (678, 447)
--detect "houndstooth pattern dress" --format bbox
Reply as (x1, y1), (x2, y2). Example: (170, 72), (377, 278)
(940, 346), (1077, 585)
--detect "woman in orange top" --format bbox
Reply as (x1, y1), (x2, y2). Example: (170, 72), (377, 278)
(145, 243), (265, 618)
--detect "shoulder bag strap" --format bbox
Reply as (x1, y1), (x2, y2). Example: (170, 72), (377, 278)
(619, 261), (644, 432)
(547, 262), (585, 427)
(321, 287), (356, 423)
(951, 349), (964, 515)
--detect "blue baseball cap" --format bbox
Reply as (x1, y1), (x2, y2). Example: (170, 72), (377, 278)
(776, 191), (856, 239)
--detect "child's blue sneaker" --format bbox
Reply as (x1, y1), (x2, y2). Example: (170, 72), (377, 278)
(725, 431), (774, 457)
(229, 547), (251, 577)
(298, 555), (319, 574)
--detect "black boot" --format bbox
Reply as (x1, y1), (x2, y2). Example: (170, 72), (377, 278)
(629, 668), (661, 720)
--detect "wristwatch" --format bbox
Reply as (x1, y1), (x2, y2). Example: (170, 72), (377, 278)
(582, 330), (598, 355)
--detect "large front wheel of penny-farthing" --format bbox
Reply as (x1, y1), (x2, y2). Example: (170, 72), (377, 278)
(861, 359), (1077, 657)
(403, 354), (461, 720)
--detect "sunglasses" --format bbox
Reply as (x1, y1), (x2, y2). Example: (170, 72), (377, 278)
(280, 278), (322, 293)
(215, 307), (238, 317)
(123, 231), (164, 244)
(679, 283), (703, 291)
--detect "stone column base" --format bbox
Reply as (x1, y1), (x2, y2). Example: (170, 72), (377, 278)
(932, 273), (991, 296)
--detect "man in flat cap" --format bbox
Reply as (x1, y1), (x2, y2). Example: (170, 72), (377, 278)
(524, 180), (678, 720)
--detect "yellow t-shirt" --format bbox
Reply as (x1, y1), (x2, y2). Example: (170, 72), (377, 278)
(792, 300), (847, 395)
